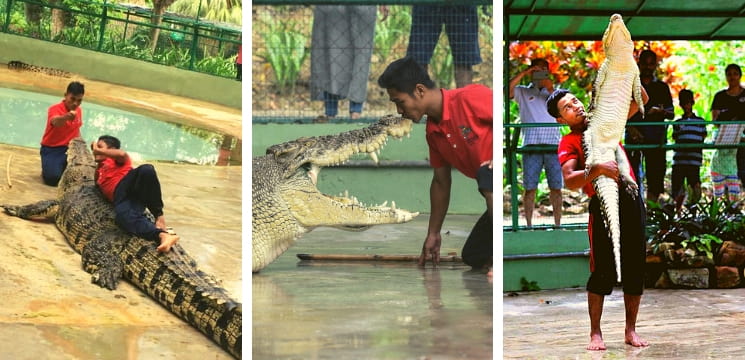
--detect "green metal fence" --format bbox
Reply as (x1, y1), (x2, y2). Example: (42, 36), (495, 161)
(503, 119), (745, 231)
(0, 0), (241, 78)
(251, 1), (493, 124)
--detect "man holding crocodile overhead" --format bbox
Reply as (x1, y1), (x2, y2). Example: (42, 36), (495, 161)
(548, 89), (649, 350)
(378, 56), (493, 275)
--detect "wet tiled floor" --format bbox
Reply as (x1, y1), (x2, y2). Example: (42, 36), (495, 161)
(253, 214), (493, 360)
(503, 287), (745, 359)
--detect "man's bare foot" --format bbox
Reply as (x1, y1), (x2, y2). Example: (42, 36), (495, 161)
(587, 333), (606, 351)
(155, 215), (166, 231)
(157, 232), (179, 252)
(625, 330), (649, 347)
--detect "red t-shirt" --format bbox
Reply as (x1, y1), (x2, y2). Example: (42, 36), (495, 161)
(97, 157), (132, 201)
(41, 101), (82, 147)
(425, 84), (493, 179)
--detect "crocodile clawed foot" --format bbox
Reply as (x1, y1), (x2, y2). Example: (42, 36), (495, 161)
(624, 181), (639, 200)
(89, 266), (122, 290)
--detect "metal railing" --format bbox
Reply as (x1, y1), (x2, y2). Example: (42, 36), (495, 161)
(0, 0), (241, 78)
(503, 119), (745, 230)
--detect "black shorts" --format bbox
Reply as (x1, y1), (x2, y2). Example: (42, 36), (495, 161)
(477, 164), (492, 194)
(587, 188), (646, 296)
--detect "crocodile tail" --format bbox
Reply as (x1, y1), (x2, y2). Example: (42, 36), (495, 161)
(122, 238), (242, 359)
(593, 176), (623, 283)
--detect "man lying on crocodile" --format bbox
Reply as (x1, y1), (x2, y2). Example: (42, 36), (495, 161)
(378, 56), (493, 276)
(92, 135), (179, 252)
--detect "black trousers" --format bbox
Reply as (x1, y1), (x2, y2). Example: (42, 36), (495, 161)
(462, 165), (493, 268)
(113, 164), (165, 242)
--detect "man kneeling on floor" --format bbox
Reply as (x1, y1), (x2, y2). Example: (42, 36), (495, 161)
(92, 135), (179, 252)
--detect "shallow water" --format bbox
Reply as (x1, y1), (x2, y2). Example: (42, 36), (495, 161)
(253, 215), (493, 360)
(0, 87), (223, 164)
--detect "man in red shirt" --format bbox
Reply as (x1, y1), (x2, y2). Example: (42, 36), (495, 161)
(378, 56), (493, 275)
(41, 81), (85, 186)
(547, 89), (649, 350)
(92, 135), (179, 252)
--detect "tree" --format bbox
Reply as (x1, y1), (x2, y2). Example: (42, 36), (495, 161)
(149, 0), (177, 52)
(170, 0), (242, 25)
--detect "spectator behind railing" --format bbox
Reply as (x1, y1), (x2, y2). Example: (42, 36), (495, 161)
(509, 58), (563, 228)
(624, 49), (674, 204)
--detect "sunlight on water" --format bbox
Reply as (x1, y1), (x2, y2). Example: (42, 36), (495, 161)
(0, 87), (223, 165)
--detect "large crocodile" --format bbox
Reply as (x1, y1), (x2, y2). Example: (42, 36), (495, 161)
(253, 115), (419, 272)
(584, 14), (645, 282)
(1, 138), (241, 359)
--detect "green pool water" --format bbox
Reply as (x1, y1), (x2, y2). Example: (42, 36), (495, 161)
(0, 87), (224, 165)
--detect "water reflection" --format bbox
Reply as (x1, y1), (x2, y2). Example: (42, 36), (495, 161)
(0, 87), (225, 165)
(252, 216), (493, 360)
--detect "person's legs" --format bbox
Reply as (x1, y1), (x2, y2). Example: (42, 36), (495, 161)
(349, 101), (363, 119)
(113, 165), (178, 252)
(586, 196), (614, 350)
(618, 183), (649, 347)
(40, 145), (68, 186)
(323, 91), (340, 117)
(406, 5), (443, 66)
(624, 294), (648, 347)
(544, 153), (564, 227)
(443, 5), (481, 88)
(671, 165), (684, 211)
(737, 147), (745, 185)
(462, 165), (493, 270)
(522, 153), (541, 228)
(454, 65), (473, 88)
(643, 148), (666, 202)
(587, 291), (606, 350)
(725, 174), (741, 203)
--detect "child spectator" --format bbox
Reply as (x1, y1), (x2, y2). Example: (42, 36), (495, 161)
(671, 89), (706, 212)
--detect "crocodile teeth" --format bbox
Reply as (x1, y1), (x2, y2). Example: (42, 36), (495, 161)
(369, 151), (379, 164)
(379, 200), (388, 207)
(391, 201), (396, 210)
(308, 164), (320, 186)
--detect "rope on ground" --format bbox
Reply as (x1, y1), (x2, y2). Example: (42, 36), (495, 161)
(6, 154), (12, 189)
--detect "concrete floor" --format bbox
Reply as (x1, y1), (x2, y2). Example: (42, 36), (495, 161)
(503, 287), (745, 359)
(253, 214), (493, 360)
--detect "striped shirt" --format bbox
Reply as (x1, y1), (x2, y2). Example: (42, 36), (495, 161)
(672, 114), (706, 166)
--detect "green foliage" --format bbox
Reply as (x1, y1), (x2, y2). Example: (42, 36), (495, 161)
(430, 44), (454, 88)
(2, 0), (238, 78)
(647, 196), (745, 259)
(373, 5), (410, 63)
(520, 277), (541, 291)
(681, 234), (722, 260)
(256, 10), (308, 92)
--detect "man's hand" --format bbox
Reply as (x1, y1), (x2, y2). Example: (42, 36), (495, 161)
(480, 160), (493, 169)
(66, 110), (76, 121)
(418, 233), (442, 267)
(594, 161), (619, 182)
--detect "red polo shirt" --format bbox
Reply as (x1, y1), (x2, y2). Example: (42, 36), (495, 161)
(96, 157), (132, 201)
(425, 84), (493, 179)
(42, 101), (82, 147)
